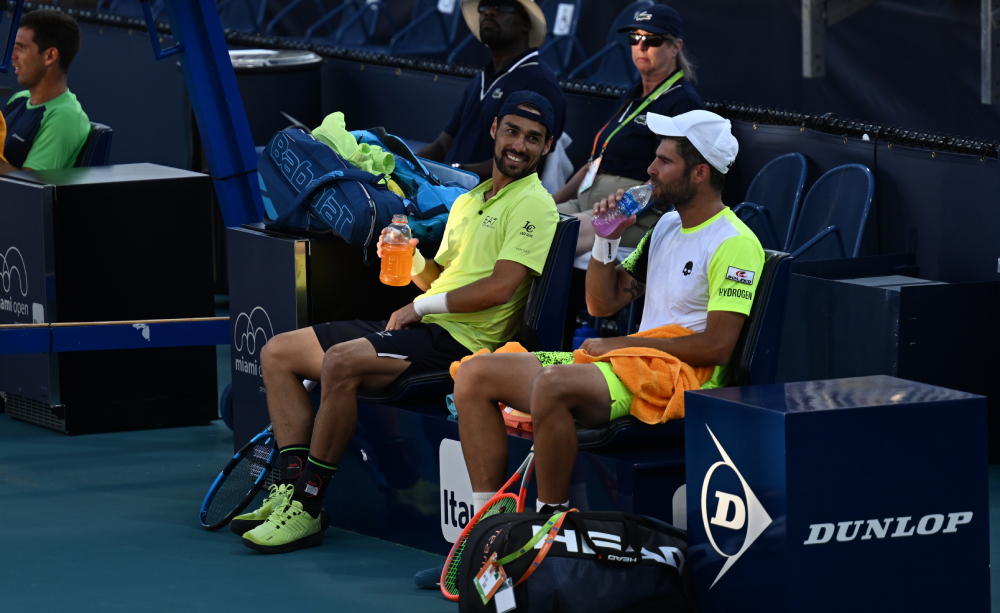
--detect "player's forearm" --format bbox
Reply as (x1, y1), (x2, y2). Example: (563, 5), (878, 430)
(0, 159), (20, 174)
(441, 275), (518, 313)
(411, 258), (442, 292)
(463, 160), (494, 182)
(612, 334), (734, 368)
(553, 164), (587, 204)
(585, 259), (633, 316)
(416, 141), (446, 162)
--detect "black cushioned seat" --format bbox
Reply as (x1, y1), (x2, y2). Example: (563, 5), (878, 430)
(576, 249), (793, 450)
(74, 122), (113, 167)
(357, 214), (580, 404)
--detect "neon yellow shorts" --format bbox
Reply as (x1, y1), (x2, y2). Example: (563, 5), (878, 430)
(595, 362), (633, 421)
(534, 352), (633, 421)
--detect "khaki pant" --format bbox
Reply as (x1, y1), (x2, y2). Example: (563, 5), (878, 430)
(556, 172), (662, 248)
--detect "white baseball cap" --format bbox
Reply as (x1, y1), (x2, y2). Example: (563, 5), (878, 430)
(646, 110), (738, 174)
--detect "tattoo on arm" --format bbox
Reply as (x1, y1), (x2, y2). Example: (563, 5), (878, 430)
(623, 278), (645, 300)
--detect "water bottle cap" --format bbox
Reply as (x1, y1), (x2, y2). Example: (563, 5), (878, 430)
(392, 214), (408, 224)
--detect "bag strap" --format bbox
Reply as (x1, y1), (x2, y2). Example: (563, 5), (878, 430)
(490, 511), (573, 587)
(565, 513), (643, 567)
(514, 511), (573, 586)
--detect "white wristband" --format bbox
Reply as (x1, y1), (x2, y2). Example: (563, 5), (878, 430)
(411, 249), (426, 276)
(592, 236), (621, 264)
(414, 293), (450, 317)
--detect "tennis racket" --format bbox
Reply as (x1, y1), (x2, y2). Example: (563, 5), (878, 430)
(440, 445), (535, 601)
(199, 424), (277, 530)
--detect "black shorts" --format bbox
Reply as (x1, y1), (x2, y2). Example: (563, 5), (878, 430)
(311, 319), (471, 379)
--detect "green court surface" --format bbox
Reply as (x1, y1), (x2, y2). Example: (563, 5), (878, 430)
(2, 412), (999, 611)
(0, 417), (452, 613)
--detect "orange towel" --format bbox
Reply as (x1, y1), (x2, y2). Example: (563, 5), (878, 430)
(449, 341), (528, 380)
(573, 324), (714, 424)
(449, 342), (532, 429)
(0, 111), (6, 163)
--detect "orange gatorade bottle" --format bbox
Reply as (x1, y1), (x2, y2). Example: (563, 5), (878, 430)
(379, 214), (414, 286)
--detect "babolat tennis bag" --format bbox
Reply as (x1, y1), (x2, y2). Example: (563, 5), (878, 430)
(458, 511), (695, 613)
(257, 128), (405, 247)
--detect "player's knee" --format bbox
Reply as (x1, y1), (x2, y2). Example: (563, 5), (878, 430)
(530, 366), (574, 421)
(320, 342), (364, 387)
(260, 333), (290, 379)
(454, 356), (491, 402)
(321, 343), (353, 388)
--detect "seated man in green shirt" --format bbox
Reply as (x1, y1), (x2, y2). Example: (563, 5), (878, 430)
(0, 10), (90, 173)
(234, 91), (560, 554)
(452, 110), (763, 512)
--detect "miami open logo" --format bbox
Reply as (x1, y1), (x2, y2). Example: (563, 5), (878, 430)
(700, 425), (773, 588)
(233, 307), (274, 378)
(1, 246), (28, 297)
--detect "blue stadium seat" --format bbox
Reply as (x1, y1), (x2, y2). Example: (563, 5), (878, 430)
(303, 0), (397, 46)
(329, 0), (397, 47)
(265, 0), (342, 37)
(357, 214), (580, 403)
(105, 0), (167, 20)
(216, 0), (269, 33)
(388, 0), (469, 59)
(576, 249), (793, 450)
(785, 163), (874, 262)
(74, 123), (113, 168)
(536, 0), (586, 76)
(732, 152), (807, 250)
(566, 0), (652, 86)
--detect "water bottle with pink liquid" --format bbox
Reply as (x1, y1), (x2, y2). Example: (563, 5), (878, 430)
(591, 183), (655, 237)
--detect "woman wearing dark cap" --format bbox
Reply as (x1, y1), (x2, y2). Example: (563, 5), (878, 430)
(554, 4), (703, 256)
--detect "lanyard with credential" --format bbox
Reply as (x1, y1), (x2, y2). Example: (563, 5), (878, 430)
(480, 52), (540, 101)
(589, 70), (685, 160)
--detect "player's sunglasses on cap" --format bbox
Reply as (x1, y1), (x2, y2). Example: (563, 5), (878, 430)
(478, 2), (518, 13)
(628, 32), (669, 47)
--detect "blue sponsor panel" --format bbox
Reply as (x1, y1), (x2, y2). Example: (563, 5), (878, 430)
(685, 375), (988, 612)
(227, 227), (307, 449)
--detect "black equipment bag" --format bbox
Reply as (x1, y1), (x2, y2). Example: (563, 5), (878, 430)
(458, 511), (696, 613)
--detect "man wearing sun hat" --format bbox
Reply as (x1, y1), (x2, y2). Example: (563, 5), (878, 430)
(416, 0), (566, 181)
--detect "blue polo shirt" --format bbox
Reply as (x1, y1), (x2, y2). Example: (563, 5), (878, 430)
(444, 50), (566, 165)
(594, 72), (703, 181)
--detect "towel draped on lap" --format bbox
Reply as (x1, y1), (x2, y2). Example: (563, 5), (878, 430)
(447, 325), (711, 425)
(572, 324), (714, 424)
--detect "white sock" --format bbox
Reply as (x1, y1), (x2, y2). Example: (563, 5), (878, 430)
(536, 499), (569, 512)
(473, 492), (496, 512)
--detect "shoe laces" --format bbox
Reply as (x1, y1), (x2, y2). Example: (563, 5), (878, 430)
(264, 497), (306, 528)
(263, 483), (293, 508)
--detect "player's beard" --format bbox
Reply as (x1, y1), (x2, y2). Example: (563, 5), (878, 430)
(654, 168), (697, 210)
(494, 146), (540, 180)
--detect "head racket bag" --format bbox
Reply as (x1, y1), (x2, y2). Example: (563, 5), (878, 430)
(458, 511), (695, 613)
(258, 129), (405, 248)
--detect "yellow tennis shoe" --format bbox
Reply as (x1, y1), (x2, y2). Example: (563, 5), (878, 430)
(242, 498), (324, 553)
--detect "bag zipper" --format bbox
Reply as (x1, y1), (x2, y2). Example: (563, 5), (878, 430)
(358, 183), (377, 265)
